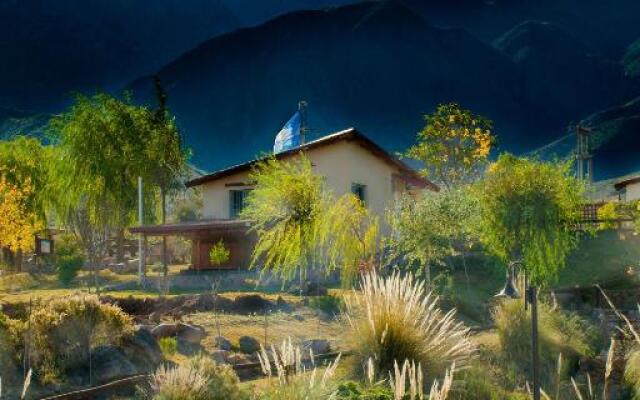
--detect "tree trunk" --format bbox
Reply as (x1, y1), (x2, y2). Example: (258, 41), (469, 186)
(161, 187), (168, 277)
(16, 250), (23, 273)
(116, 227), (125, 263)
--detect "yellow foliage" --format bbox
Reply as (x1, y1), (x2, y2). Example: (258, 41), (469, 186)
(0, 175), (43, 253)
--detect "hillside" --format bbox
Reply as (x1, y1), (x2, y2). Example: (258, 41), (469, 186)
(130, 1), (638, 173)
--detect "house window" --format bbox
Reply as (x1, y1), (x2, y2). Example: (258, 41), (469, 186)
(229, 190), (251, 218)
(351, 183), (366, 204)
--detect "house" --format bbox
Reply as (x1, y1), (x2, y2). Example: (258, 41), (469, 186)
(131, 128), (437, 270)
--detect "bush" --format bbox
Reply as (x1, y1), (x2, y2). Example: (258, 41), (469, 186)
(159, 337), (177, 356)
(345, 271), (476, 383)
(334, 381), (393, 399)
(54, 234), (85, 286)
(309, 294), (345, 316)
(492, 298), (600, 387)
(19, 295), (133, 383)
(150, 354), (247, 400)
(625, 347), (640, 399)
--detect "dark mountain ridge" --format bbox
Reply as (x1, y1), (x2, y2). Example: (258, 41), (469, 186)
(130, 1), (638, 175)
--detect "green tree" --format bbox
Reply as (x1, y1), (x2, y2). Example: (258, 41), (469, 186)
(388, 188), (478, 284)
(145, 77), (190, 276)
(476, 154), (585, 285)
(209, 239), (230, 266)
(406, 103), (495, 190)
(241, 154), (378, 283)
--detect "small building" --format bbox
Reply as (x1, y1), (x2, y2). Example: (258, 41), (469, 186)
(131, 128), (437, 270)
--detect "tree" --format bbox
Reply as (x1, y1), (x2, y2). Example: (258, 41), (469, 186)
(241, 154), (379, 284)
(406, 103), (495, 190)
(0, 136), (50, 269)
(145, 77), (190, 276)
(0, 175), (43, 270)
(388, 188), (478, 285)
(209, 240), (230, 266)
(476, 154), (585, 285)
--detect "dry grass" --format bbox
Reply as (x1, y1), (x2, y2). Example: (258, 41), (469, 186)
(345, 270), (476, 381)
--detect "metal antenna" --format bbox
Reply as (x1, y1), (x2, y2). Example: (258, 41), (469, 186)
(298, 100), (308, 145)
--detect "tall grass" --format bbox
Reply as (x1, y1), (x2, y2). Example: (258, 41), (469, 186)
(149, 355), (247, 400)
(257, 337), (341, 400)
(345, 270), (475, 382)
(493, 298), (599, 388)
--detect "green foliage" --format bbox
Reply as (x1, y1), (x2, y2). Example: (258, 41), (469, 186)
(242, 155), (379, 283)
(334, 381), (393, 399)
(150, 354), (248, 400)
(406, 103), (495, 189)
(14, 295), (133, 383)
(493, 298), (600, 387)
(623, 38), (640, 78)
(597, 201), (619, 230)
(625, 346), (640, 398)
(159, 337), (178, 356)
(476, 154), (585, 285)
(309, 294), (345, 316)
(54, 234), (85, 286)
(388, 188), (479, 279)
(209, 239), (230, 266)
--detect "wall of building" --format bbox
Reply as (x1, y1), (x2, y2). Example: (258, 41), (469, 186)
(623, 182), (640, 202)
(200, 140), (416, 232)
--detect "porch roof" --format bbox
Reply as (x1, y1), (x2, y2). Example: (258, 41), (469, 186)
(129, 219), (251, 236)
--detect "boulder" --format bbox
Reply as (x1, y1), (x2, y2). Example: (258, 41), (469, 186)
(238, 336), (261, 354)
(121, 326), (164, 371)
(233, 295), (274, 314)
(149, 312), (162, 323)
(91, 345), (137, 384)
(303, 339), (331, 355)
(214, 335), (232, 351)
(151, 323), (178, 338)
(211, 349), (229, 364)
(176, 323), (206, 344)
(226, 353), (250, 365)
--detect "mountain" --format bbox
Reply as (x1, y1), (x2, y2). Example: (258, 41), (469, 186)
(129, 1), (638, 173)
(493, 21), (635, 124)
(0, 0), (242, 112)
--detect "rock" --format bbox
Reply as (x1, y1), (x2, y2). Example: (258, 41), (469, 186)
(303, 339), (331, 355)
(176, 323), (206, 344)
(233, 295), (274, 314)
(121, 326), (164, 371)
(151, 323), (178, 338)
(149, 312), (162, 323)
(214, 335), (232, 351)
(91, 345), (137, 384)
(211, 349), (229, 364)
(239, 336), (261, 354)
(226, 353), (249, 365)
(276, 296), (287, 307)
(293, 314), (305, 322)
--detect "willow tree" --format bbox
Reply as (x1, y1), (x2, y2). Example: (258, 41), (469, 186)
(241, 154), (378, 284)
(476, 154), (585, 285)
(406, 103), (495, 190)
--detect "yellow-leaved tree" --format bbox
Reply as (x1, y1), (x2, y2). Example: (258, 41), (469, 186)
(0, 175), (43, 269)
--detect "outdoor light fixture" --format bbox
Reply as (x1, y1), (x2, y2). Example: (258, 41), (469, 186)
(495, 261), (520, 299)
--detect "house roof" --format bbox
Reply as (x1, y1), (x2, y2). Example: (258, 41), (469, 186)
(186, 128), (438, 191)
(614, 176), (640, 191)
(129, 219), (250, 236)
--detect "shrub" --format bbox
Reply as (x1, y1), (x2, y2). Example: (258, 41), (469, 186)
(492, 298), (600, 387)
(345, 271), (475, 382)
(209, 240), (230, 266)
(159, 337), (177, 356)
(334, 381), (393, 399)
(150, 354), (247, 400)
(625, 346), (640, 398)
(310, 295), (345, 316)
(19, 295), (133, 383)
(54, 234), (85, 286)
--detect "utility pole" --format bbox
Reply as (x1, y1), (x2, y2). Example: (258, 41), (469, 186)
(576, 124), (593, 182)
(528, 286), (541, 400)
(138, 176), (145, 283)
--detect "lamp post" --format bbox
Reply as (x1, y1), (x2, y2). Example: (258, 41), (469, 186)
(494, 260), (540, 400)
